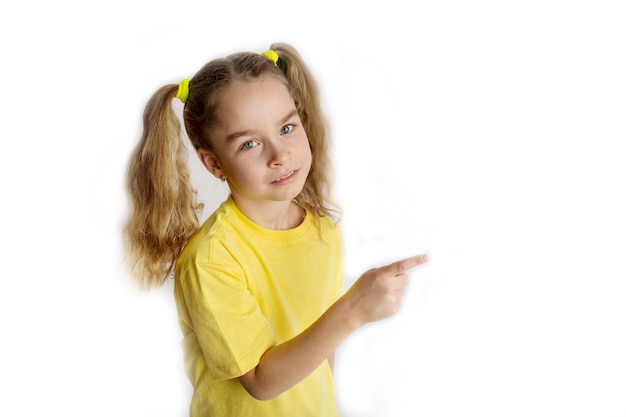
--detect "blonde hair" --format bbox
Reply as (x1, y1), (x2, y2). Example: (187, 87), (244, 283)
(125, 43), (338, 288)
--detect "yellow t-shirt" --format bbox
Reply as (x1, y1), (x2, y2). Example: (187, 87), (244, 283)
(174, 196), (344, 417)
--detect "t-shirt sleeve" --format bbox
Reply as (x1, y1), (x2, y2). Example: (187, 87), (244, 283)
(178, 260), (276, 381)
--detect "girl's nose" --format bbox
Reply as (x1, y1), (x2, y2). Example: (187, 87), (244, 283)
(268, 142), (290, 166)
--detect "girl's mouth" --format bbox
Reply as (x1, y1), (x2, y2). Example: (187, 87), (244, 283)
(271, 169), (298, 185)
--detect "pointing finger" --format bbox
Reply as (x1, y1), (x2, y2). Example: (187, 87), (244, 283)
(382, 254), (429, 276)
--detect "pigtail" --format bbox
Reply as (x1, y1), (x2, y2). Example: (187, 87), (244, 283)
(124, 85), (202, 288)
(270, 43), (339, 221)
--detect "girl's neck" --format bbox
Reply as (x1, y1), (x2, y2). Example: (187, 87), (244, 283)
(231, 196), (305, 230)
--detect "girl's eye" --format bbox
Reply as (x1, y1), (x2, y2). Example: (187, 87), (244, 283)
(241, 140), (258, 150)
(280, 124), (294, 135)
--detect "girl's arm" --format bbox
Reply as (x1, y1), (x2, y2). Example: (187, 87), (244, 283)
(238, 254), (428, 400)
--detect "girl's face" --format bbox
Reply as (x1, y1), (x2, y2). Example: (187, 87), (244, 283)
(199, 77), (312, 209)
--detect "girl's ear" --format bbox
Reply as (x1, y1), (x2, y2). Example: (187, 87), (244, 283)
(197, 148), (224, 180)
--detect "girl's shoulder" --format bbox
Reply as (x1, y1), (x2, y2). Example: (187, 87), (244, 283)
(177, 199), (237, 262)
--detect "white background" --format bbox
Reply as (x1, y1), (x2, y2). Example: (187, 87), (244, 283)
(1, 1), (625, 416)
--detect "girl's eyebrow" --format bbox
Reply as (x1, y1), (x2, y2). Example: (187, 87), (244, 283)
(224, 109), (298, 143)
(280, 109), (298, 125)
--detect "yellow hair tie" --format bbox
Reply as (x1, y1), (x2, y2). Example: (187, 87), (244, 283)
(176, 78), (190, 103)
(262, 50), (279, 66)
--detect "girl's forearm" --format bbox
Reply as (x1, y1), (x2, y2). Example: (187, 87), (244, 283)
(238, 293), (359, 400)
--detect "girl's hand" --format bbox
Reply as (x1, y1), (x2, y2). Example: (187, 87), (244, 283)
(344, 254), (429, 326)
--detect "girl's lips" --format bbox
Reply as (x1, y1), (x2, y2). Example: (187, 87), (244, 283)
(271, 169), (299, 185)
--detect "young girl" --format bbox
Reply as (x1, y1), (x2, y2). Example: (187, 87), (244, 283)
(125, 43), (428, 416)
